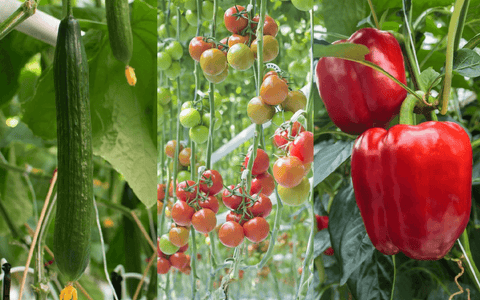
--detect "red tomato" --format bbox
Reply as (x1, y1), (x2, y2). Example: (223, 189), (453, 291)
(243, 217), (270, 243)
(157, 183), (166, 201)
(198, 195), (220, 214)
(251, 15), (278, 37)
(176, 180), (197, 203)
(219, 221), (245, 248)
(289, 131), (314, 164)
(273, 122), (305, 149)
(189, 36), (214, 62)
(259, 74), (288, 105)
(191, 209), (217, 234)
(200, 48), (228, 76)
(169, 252), (189, 269)
(178, 147), (192, 166)
(224, 5), (248, 34)
(171, 201), (195, 226)
(273, 156), (305, 188)
(248, 193), (272, 218)
(227, 34), (249, 47)
(199, 169), (224, 195)
(243, 148), (270, 175)
(222, 185), (244, 210)
(178, 243), (189, 253)
(165, 140), (183, 158)
(157, 257), (171, 274)
(226, 211), (251, 225)
(250, 172), (275, 196)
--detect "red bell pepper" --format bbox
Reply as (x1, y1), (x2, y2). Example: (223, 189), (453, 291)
(315, 28), (407, 135)
(351, 121), (472, 260)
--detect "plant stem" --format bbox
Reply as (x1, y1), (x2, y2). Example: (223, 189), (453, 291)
(441, 0), (466, 114)
(464, 33), (480, 49)
(458, 230), (480, 292)
(0, 161), (51, 180)
(399, 93), (421, 125)
(366, 0), (380, 29)
(390, 255), (396, 300)
(453, 0), (470, 51)
(190, 227), (198, 299)
(402, 0), (423, 91)
(0, 0), (37, 41)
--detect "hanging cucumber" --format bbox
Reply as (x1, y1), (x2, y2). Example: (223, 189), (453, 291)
(53, 11), (93, 286)
(105, 0), (136, 86)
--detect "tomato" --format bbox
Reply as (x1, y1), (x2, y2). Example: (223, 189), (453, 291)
(178, 243), (189, 253)
(273, 156), (305, 188)
(201, 1), (214, 20)
(157, 183), (166, 201)
(191, 209), (217, 234)
(184, 0), (196, 10)
(227, 34), (250, 47)
(165, 61), (182, 79)
(200, 48), (227, 76)
(165, 41), (183, 61)
(202, 111), (222, 130)
(288, 60), (304, 78)
(165, 140), (183, 158)
(263, 71), (278, 82)
(227, 43), (255, 71)
(248, 193), (272, 218)
(158, 87), (171, 105)
(158, 234), (180, 255)
(277, 177), (310, 206)
(250, 172), (275, 196)
(289, 131), (314, 164)
(177, 170), (191, 183)
(158, 51), (172, 71)
(222, 185), (244, 210)
(199, 169), (223, 195)
(273, 122), (305, 149)
(171, 200), (195, 226)
(169, 226), (189, 247)
(217, 37), (229, 52)
(169, 252), (189, 269)
(179, 108), (201, 128)
(185, 10), (197, 26)
(204, 67), (229, 84)
(251, 36), (279, 62)
(157, 257), (171, 274)
(243, 148), (270, 175)
(178, 147), (192, 166)
(303, 162), (312, 176)
(219, 221), (245, 248)
(291, 0), (314, 11)
(247, 96), (275, 125)
(281, 90), (307, 113)
(224, 5), (248, 34)
(226, 211), (250, 225)
(251, 15), (278, 37)
(272, 111), (294, 127)
(198, 195), (220, 214)
(243, 217), (270, 243)
(260, 74), (288, 105)
(181, 101), (193, 111)
(175, 180), (197, 202)
(170, 14), (188, 32)
(189, 125), (209, 144)
(189, 37), (215, 62)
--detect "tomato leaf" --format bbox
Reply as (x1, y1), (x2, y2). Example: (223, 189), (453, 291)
(313, 43), (370, 61)
(329, 182), (375, 285)
(347, 251), (394, 300)
(313, 140), (354, 187)
(453, 48), (480, 78)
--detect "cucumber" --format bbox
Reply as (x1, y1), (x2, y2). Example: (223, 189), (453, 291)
(53, 14), (93, 282)
(105, 0), (134, 66)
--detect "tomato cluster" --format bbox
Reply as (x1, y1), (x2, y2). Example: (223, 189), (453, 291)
(218, 148), (273, 248)
(157, 231), (191, 275)
(158, 40), (184, 79)
(315, 215), (334, 256)
(189, 5), (280, 84)
(179, 98), (223, 144)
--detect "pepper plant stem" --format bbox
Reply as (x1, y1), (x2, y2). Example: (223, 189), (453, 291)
(458, 231), (480, 292)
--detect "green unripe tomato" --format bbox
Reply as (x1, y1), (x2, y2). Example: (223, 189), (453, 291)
(272, 111), (294, 126)
(227, 43), (255, 71)
(179, 108), (201, 128)
(202, 111), (222, 130)
(185, 10), (197, 26)
(277, 177), (310, 206)
(189, 125), (209, 144)
(177, 170), (191, 183)
(202, 1), (214, 20)
(158, 24), (168, 39)
(184, 0), (196, 10)
(181, 101), (194, 111)
(291, 0), (314, 11)
(158, 11), (165, 24)
(170, 14), (188, 32)
(166, 41), (183, 61)
(165, 61), (181, 79)
(202, 96), (222, 110)
(158, 104), (164, 124)
(158, 51), (172, 71)
(159, 234), (179, 255)
(158, 88), (171, 105)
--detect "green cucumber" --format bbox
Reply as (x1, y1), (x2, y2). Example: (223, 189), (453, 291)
(53, 14), (93, 282)
(105, 0), (134, 66)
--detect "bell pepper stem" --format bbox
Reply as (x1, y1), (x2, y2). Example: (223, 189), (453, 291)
(458, 231), (480, 292)
(399, 94), (420, 125)
(390, 255), (396, 300)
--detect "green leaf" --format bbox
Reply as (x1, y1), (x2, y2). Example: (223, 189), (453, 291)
(347, 251), (394, 300)
(418, 67), (441, 91)
(0, 147), (33, 236)
(314, 230), (331, 258)
(427, 281), (480, 299)
(329, 182), (375, 285)
(0, 122), (43, 148)
(320, 0), (368, 37)
(313, 140), (354, 187)
(313, 43), (370, 61)
(453, 48), (480, 78)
